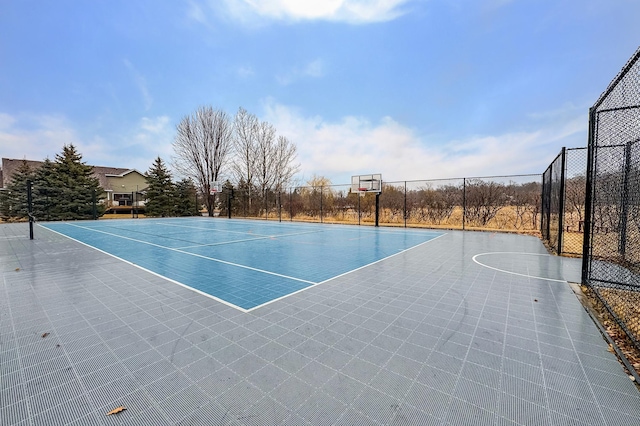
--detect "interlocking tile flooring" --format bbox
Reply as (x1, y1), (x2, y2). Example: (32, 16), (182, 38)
(1, 221), (639, 425)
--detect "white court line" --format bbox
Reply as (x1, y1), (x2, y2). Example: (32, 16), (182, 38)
(244, 232), (448, 312)
(174, 235), (276, 250)
(158, 221), (275, 237)
(42, 221), (446, 313)
(170, 217), (443, 238)
(174, 229), (320, 250)
(40, 225), (248, 312)
(59, 222), (316, 285)
(472, 252), (566, 283)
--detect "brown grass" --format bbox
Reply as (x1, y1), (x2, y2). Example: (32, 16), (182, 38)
(580, 285), (640, 381)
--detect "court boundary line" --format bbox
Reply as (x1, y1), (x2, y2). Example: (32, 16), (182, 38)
(41, 220), (446, 312)
(172, 229), (325, 250)
(244, 232), (447, 312)
(40, 224), (249, 312)
(48, 222), (317, 286)
(472, 252), (567, 283)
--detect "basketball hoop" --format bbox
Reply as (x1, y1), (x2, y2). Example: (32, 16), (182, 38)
(210, 181), (221, 195)
(351, 174), (382, 195)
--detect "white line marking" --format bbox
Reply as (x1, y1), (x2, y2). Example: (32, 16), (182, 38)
(42, 220), (446, 313)
(245, 232), (447, 312)
(472, 252), (566, 283)
(40, 224), (249, 312)
(173, 229), (325, 250)
(60, 222), (316, 285)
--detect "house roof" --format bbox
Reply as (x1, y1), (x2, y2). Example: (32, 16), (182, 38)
(0, 158), (45, 188)
(1, 158), (147, 190)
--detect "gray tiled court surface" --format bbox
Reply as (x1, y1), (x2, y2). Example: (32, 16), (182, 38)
(2, 222), (639, 426)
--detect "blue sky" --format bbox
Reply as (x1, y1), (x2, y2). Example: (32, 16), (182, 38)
(1, 0), (639, 185)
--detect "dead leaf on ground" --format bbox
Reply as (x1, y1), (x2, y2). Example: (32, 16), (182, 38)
(106, 406), (126, 416)
(15, 268), (20, 271)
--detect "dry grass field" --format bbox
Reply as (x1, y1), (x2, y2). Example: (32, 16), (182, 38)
(581, 285), (640, 380)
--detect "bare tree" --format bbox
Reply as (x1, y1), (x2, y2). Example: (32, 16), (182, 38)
(232, 107), (258, 193)
(272, 135), (300, 192)
(173, 106), (233, 216)
(254, 120), (277, 196)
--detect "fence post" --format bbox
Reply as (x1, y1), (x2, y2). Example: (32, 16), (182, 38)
(27, 180), (34, 240)
(462, 178), (466, 230)
(618, 140), (633, 257)
(289, 188), (293, 221)
(540, 171), (546, 238)
(404, 181), (407, 228)
(375, 192), (380, 227)
(557, 147), (567, 255)
(278, 192), (282, 223)
(90, 189), (96, 220)
(320, 186), (323, 223)
(358, 192), (361, 226)
(582, 108), (597, 285)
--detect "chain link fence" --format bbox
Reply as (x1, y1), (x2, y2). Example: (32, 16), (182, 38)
(225, 174), (542, 232)
(583, 46), (640, 351)
(541, 147), (588, 255)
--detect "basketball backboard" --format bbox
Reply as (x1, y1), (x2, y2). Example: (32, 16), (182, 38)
(209, 181), (221, 195)
(351, 174), (382, 194)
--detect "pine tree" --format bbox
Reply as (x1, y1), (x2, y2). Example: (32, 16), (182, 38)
(47, 144), (104, 220)
(145, 157), (175, 217)
(173, 179), (199, 216)
(32, 159), (59, 221)
(0, 159), (36, 220)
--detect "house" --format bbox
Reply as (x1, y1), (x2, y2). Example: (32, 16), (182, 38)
(1, 158), (148, 213)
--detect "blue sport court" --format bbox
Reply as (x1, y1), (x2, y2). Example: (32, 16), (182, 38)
(42, 218), (443, 311)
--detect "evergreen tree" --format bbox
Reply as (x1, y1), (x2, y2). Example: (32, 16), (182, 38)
(217, 180), (237, 218)
(145, 157), (175, 217)
(48, 144), (105, 220)
(0, 160), (35, 220)
(174, 178), (199, 216)
(32, 159), (59, 221)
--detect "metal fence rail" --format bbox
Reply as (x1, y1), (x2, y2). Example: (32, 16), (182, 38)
(225, 174), (543, 233)
(541, 147), (588, 255)
(583, 46), (640, 351)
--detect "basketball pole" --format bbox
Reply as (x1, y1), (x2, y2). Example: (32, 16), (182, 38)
(375, 192), (380, 227)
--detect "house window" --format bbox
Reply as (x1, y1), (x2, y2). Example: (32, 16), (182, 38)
(113, 193), (132, 206)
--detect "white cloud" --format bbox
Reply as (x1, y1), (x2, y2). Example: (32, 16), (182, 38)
(237, 66), (255, 78)
(304, 59), (325, 77)
(0, 113), (80, 161)
(211, 0), (413, 24)
(139, 116), (171, 134)
(277, 58), (326, 85)
(124, 59), (153, 111)
(0, 113), (16, 130)
(0, 113), (175, 174)
(187, 0), (207, 24)
(261, 101), (586, 184)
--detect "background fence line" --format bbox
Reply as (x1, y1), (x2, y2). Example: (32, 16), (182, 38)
(220, 174), (544, 233)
